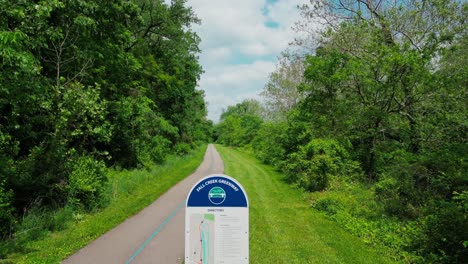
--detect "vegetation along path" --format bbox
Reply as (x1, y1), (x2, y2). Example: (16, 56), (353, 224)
(19, 143), (398, 263)
(216, 145), (397, 264)
(62, 144), (224, 264)
(63, 144), (397, 264)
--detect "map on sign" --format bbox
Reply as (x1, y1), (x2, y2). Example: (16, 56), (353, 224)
(189, 214), (215, 264)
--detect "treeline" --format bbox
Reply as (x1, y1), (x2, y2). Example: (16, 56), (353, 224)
(0, 0), (212, 239)
(216, 1), (467, 263)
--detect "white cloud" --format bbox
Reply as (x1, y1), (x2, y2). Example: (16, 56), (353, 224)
(200, 46), (233, 65)
(186, 0), (311, 122)
(202, 61), (276, 121)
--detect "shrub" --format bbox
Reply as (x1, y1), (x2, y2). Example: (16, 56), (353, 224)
(374, 144), (468, 262)
(108, 96), (177, 168)
(374, 149), (433, 219)
(149, 135), (171, 162)
(174, 143), (191, 156)
(312, 196), (343, 215)
(374, 177), (406, 216)
(299, 154), (336, 191)
(0, 180), (13, 239)
(66, 156), (107, 210)
(0, 132), (15, 239)
(409, 193), (468, 263)
(136, 135), (171, 168)
(251, 122), (287, 166)
(284, 138), (360, 191)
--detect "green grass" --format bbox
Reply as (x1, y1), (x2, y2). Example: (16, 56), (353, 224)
(3, 144), (207, 264)
(216, 145), (399, 264)
(305, 177), (420, 263)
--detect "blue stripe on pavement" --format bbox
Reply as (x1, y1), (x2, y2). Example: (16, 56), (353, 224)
(125, 201), (185, 264)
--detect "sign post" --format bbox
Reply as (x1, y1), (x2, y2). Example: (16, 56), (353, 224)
(185, 174), (249, 264)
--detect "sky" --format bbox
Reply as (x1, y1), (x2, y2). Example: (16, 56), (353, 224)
(183, 0), (309, 122)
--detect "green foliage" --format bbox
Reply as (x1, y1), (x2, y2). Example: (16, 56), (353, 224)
(251, 122), (288, 166)
(0, 132), (15, 239)
(308, 179), (422, 262)
(0, 0), (208, 250)
(284, 1), (467, 261)
(54, 83), (112, 154)
(375, 150), (427, 218)
(241, 1), (468, 262)
(66, 156), (107, 210)
(0, 179), (14, 240)
(217, 145), (398, 263)
(146, 135), (172, 163)
(284, 139), (360, 191)
(10, 144), (67, 211)
(313, 196), (344, 216)
(108, 96), (176, 168)
(216, 114), (264, 147)
(414, 199), (468, 263)
(375, 144), (468, 220)
(219, 99), (263, 121)
(216, 99), (264, 147)
(14, 206), (75, 244)
(1, 145), (206, 263)
(216, 115), (241, 146)
(173, 143), (191, 156)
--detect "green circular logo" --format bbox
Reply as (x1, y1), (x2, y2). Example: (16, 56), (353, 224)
(208, 187), (226, 205)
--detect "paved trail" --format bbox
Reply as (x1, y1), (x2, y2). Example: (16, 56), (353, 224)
(63, 144), (224, 264)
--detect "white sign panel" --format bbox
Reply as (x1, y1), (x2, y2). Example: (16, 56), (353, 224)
(185, 174), (249, 264)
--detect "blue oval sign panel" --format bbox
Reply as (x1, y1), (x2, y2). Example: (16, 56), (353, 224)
(185, 174), (249, 264)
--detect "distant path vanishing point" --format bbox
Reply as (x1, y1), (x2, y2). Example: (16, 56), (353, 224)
(63, 144), (224, 264)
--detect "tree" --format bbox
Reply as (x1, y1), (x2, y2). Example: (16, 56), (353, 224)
(133, 0), (204, 144)
(220, 99), (264, 121)
(216, 100), (264, 147)
(0, 0), (208, 239)
(261, 56), (305, 121)
(294, 1), (467, 261)
(298, 0), (466, 179)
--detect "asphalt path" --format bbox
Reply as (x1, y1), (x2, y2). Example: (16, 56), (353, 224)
(63, 144), (224, 264)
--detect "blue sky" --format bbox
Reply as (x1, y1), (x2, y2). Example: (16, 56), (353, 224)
(184, 0), (309, 121)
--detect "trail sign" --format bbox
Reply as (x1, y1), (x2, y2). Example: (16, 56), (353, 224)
(185, 174), (249, 264)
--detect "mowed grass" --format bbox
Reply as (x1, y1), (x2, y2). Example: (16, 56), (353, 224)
(216, 145), (398, 264)
(8, 145), (207, 264)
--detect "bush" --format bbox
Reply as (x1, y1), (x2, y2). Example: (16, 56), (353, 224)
(0, 180), (13, 239)
(375, 177), (407, 216)
(55, 83), (112, 154)
(174, 143), (191, 156)
(307, 178), (424, 262)
(284, 138), (360, 191)
(66, 156), (107, 210)
(374, 149), (433, 219)
(412, 197), (468, 263)
(374, 145), (468, 262)
(300, 154), (336, 191)
(109, 96), (178, 168)
(0, 132), (15, 239)
(312, 196), (343, 215)
(150, 135), (171, 162)
(9, 144), (71, 211)
(375, 148), (468, 219)
(136, 135), (171, 168)
(251, 122), (287, 166)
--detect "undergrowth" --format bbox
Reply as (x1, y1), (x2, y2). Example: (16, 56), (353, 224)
(0, 144), (207, 263)
(306, 177), (422, 263)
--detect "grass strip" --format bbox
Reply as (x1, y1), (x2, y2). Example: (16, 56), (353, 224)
(8, 144), (207, 264)
(216, 145), (398, 264)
